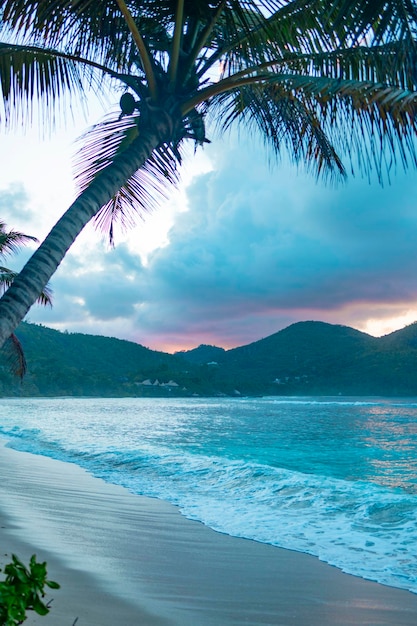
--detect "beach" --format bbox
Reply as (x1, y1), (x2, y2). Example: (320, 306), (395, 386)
(1, 442), (417, 626)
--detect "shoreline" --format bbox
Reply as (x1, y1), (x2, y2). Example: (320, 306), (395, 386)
(1, 442), (417, 625)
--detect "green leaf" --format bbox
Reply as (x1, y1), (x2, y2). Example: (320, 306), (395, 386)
(31, 595), (50, 616)
(46, 580), (61, 590)
(0, 554), (59, 624)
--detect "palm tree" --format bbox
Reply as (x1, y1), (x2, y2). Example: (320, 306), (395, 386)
(0, 220), (52, 376)
(0, 0), (416, 347)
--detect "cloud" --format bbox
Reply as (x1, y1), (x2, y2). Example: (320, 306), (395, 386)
(115, 136), (417, 347)
(28, 240), (146, 321)
(0, 184), (35, 227)
(21, 133), (417, 351)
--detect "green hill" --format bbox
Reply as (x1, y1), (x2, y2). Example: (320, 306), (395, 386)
(179, 321), (417, 396)
(0, 323), (211, 397)
(1, 320), (417, 397)
(175, 344), (226, 365)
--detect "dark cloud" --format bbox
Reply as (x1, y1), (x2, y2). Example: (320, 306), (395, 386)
(130, 138), (417, 338)
(28, 242), (147, 325)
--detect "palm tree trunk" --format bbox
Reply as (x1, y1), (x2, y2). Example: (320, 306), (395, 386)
(0, 116), (172, 348)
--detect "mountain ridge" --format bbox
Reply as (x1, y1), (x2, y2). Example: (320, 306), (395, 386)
(0, 319), (416, 397)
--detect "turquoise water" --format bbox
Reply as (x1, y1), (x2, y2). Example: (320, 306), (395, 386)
(0, 396), (416, 592)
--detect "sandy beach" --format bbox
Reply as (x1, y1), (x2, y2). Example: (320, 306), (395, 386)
(0, 442), (417, 625)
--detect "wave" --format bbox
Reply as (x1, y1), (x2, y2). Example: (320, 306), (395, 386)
(265, 396), (417, 408)
(2, 422), (417, 595)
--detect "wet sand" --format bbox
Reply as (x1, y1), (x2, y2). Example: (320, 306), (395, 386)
(1, 442), (416, 625)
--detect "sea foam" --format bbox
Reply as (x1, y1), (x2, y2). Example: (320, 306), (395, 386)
(0, 396), (416, 593)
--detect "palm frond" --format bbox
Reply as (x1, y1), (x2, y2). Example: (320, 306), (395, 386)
(35, 282), (53, 306)
(2, 0), (417, 197)
(0, 224), (37, 256)
(271, 42), (417, 91)
(74, 112), (183, 245)
(1, 1), (128, 66)
(0, 0), (171, 75)
(200, 1), (345, 80)
(210, 84), (346, 181)
(0, 266), (19, 287)
(327, 0), (417, 45)
(208, 69), (417, 181)
(0, 42), (91, 128)
(0, 266), (53, 305)
(200, 0), (417, 80)
(198, 2), (281, 78)
(115, 0), (159, 98)
(168, 0), (185, 84)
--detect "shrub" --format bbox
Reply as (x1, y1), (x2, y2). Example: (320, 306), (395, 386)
(0, 554), (60, 625)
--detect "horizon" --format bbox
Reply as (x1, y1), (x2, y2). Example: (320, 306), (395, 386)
(22, 316), (417, 355)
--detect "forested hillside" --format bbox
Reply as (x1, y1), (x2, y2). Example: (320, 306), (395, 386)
(0, 323), (208, 397)
(1, 320), (417, 397)
(179, 321), (417, 396)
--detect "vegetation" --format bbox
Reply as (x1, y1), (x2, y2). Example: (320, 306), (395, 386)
(3, 320), (417, 397)
(0, 1), (417, 347)
(0, 221), (52, 378)
(0, 554), (59, 625)
(3, 321), (198, 396)
(182, 321), (417, 396)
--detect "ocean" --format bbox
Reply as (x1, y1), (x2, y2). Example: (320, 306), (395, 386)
(0, 396), (416, 594)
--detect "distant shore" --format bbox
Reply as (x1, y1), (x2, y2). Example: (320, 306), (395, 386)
(9, 320), (417, 398)
(1, 442), (417, 625)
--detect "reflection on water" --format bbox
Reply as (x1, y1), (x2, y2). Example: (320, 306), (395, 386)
(360, 407), (417, 492)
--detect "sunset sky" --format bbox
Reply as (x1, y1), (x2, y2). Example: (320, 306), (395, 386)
(1, 99), (417, 353)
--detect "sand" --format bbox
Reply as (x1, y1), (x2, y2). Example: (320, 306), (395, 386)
(0, 441), (416, 625)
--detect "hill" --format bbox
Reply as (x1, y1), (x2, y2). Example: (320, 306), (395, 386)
(175, 344), (226, 365)
(1, 320), (417, 397)
(0, 323), (213, 397)
(179, 321), (417, 396)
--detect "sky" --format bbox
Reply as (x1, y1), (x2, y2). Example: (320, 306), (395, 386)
(1, 99), (417, 353)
